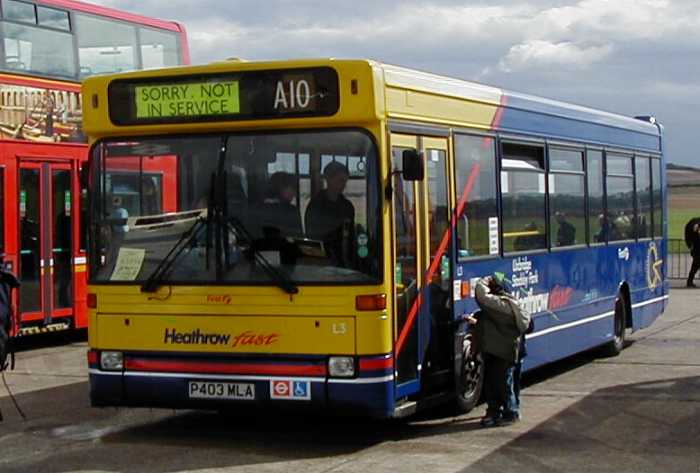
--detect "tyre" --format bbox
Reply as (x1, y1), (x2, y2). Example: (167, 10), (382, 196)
(602, 296), (627, 357)
(453, 332), (484, 414)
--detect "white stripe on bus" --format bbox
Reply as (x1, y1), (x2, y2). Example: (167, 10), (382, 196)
(89, 369), (393, 384)
(527, 295), (669, 340)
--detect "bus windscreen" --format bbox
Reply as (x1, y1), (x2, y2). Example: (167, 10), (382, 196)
(108, 67), (339, 125)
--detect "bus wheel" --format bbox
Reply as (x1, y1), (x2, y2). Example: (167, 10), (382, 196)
(454, 333), (484, 414)
(602, 296), (627, 357)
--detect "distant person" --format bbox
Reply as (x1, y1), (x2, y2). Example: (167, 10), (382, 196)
(686, 219), (700, 288)
(254, 172), (302, 238)
(555, 212), (576, 246)
(305, 162), (355, 265)
(594, 213), (609, 243)
(110, 196), (129, 236)
(468, 275), (530, 427)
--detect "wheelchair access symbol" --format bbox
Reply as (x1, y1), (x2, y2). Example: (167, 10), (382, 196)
(270, 379), (311, 400)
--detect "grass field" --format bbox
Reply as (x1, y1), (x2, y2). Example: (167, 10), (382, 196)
(669, 185), (700, 241)
(669, 208), (698, 240)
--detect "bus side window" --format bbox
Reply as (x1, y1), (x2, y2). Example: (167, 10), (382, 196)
(651, 158), (662, 238)
(635, 155), (652, 239)
(501, 143), (547, 252)
(454, 134), (498, 258)
(606, 153), (635, 241)
(549, 148), (585, 248)
(587, 150), (605, 243)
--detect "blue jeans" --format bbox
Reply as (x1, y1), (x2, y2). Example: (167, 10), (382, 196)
(504, 360), (522, 417)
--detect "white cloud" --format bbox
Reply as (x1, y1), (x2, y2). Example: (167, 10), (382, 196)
(87, 0), (700, 166)
(498, 40), (614, 72)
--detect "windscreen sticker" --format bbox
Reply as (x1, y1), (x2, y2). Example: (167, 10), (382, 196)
(488, 217), (499, 255)
(111, 248), (146, 281)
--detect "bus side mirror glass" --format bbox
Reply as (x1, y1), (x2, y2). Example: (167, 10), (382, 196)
(402, 149), (424, 181)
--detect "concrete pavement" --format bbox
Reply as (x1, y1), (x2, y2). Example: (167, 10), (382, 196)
(0, 287), (698, 473)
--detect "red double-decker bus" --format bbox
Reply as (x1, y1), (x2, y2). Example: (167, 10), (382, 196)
(0, 0), (189, 336)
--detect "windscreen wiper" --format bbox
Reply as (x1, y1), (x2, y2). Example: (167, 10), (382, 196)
(140, 215), (208, 293)
(225, 215), (299, 295)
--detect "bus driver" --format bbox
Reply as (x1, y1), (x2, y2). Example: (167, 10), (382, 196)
(305, 162), (355, 266)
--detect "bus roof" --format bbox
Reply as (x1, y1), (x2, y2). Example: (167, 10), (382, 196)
(83, 58), (661, 151)
(380, 62), (661, 151)
(36, 0), (186, 32)
(380, 63), (659, 136)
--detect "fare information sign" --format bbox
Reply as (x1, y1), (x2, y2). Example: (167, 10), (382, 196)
(135, 81), (240, 119)
(108, 67), (339, 125)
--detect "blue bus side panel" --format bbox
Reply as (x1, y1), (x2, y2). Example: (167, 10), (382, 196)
(454, 240), (667, 371)
(500, 93), (661, 153)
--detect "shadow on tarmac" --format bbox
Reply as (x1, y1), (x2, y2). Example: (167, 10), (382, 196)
(0, 348), (697, 472)
(461, 375), (700, 473)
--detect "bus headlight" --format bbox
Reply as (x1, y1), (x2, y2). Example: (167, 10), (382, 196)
(328, 357), (355, 378)
(100, 351), (124, 371)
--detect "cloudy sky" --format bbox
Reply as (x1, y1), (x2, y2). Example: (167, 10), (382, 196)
(97, 0), (698, 166)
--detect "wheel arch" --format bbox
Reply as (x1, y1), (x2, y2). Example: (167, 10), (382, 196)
(617, 281), (633, 329)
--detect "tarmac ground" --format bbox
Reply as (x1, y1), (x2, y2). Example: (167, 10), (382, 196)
(0, 286), (698, 473)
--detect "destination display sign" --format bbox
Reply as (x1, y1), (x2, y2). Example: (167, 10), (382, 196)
(108, 67), (339, 125)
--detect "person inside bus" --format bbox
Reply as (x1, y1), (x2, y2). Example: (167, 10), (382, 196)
(611, 211), (632, 240)
(469, 275), (530, 427)
(252, 171), (302, 238)
(141, 177), (161, 215)
(594, 213), (609, 242)
(305, 162), (355, 265)
(555, 212), (576, 246)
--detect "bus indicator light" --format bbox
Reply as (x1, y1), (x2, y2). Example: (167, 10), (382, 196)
(87, 293), (97, 309)
(356, 294), (387, 311)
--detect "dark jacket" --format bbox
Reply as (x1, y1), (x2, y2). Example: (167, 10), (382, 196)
(252, 199), (303, 238)
(0, 268), (20, 370)
(0, 268), (20, 333)
(304, 190), (355, 265)
(475, 279), (531, 363)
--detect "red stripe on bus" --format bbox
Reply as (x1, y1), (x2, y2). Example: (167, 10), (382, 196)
(359, 355), (393, 371)
(395, 163), (481, 356)
(125, 358), (327, 377)
(491, 94), (508, 130)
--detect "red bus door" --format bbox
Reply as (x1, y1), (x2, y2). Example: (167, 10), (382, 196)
(18, 161), (73, 327)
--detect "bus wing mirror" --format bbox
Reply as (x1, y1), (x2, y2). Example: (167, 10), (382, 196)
(402, 149), (424, 181)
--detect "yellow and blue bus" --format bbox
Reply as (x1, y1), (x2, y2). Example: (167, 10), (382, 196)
(83, 59), (667, 418)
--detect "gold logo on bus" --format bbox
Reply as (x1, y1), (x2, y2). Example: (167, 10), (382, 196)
(646, 243), (663, 290)
(206, 295), (232, 304)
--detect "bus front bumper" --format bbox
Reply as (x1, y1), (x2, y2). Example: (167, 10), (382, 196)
(88, 353), (396, 418)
